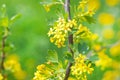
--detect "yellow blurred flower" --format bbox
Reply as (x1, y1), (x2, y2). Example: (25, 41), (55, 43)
(93, 44), (101, 51)
(88, 0), (100, 11)
(91, 34), (98, 40)
(95, 50), (113, 70)
(98, 13), (115, 25)
(1, 17), (9, 27)
(106, 0), (120, 6)
(102, 29), (114, 39)
(4, 54), (26, 80)
(14, 70), (26, 80)
(43, 4), (51, 12)
(68, 77), (75, 80)
(0, 73), (3, 80)
(102, 71), (120, 80)
(111, 61), (120, 70)
(110, 42), (120, 56)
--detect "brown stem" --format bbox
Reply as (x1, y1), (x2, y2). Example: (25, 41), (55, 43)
(64, 0), (74, 80)
(0, 35), (7, 72)
(64, 0), (71, 20)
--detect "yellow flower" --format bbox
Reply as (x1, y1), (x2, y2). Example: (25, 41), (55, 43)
(91, 34), (98, 40)
(102, 29), (114, 39)
(86, 10), (95, 17)
(37, 64), (46, 71)
(106, 0), (119, 6)
(93, 44), (101, 51)
(48, 28), (54, 36)
(43, 4), (51, 12)
(68, 19), (77, 28)
(98, 13), (115, 25)
(71, 54), (94, 80)
(74, 24), (93, 43)
(33, 63), (65, 80)
(0, 73), (3, 80)
(110, 43), (120, 56)
(33, 71), (46, 80)
(78, 0), (97, 16)
(78, 0), (88, 11)
(85, 63), (94, 74)
(48, 17), (77, 48)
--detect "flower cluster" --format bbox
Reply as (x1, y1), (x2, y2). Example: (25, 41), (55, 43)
(71, 54), (94, 80)
(47, 0), (98, 48)
(33, 64), (52, 80)
(48, 18), (77, 48)
(33, 62), (65, 80)
(77, 0), (96, 17)
(74, 24), (97, 43)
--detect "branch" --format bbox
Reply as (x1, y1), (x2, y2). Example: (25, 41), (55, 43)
(0, 35), (7, 72)
(64, 0), (74, 80)
(64, 0), (71, 20)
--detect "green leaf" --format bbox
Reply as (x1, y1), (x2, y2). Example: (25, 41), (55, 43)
(89, 55), (99, 62)
(64, 51), (74, 62)
(10, 14), (21, 24)
(84, 16), (96, 24)
(78, 42), (90, 54)
(47, 50), (58, 63)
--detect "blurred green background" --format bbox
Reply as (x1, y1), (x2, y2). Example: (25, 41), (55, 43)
(0, 0), (66, 79)
(0, 0), (120, 80)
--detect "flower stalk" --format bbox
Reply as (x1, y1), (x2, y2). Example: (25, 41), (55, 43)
(0, 36), (7, 71)
(64, 0), (74, 80)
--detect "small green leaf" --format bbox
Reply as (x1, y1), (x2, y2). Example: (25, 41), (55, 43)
(78, 42), (90, 54)
(64, 52), (74, 62)
(84, 16), (96, 24)
(47, 50), (58, 63)
(89, 55), (99, 62)
(10, 14), (21, 24)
